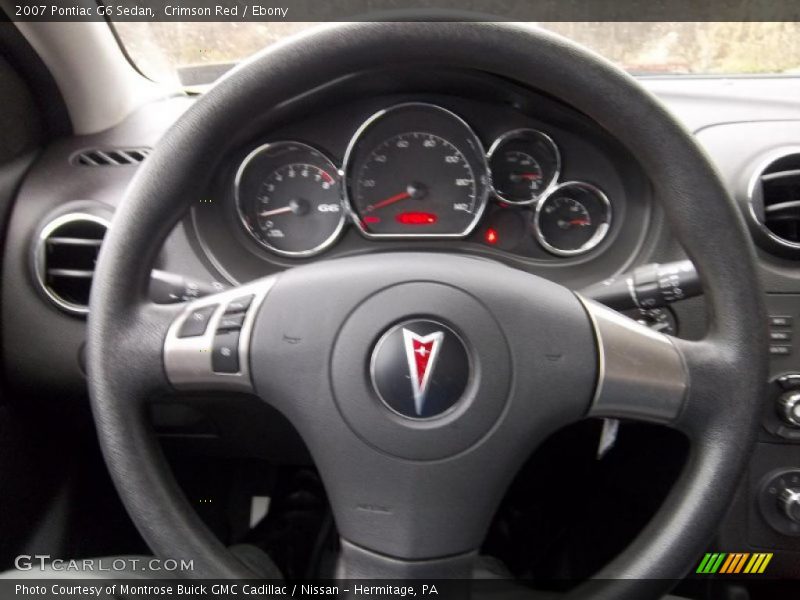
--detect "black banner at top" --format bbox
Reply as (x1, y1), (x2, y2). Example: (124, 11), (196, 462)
(4, 0), (800, 22)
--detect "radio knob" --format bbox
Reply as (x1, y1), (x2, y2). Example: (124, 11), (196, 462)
(777, 391), (800, 428)
(778, 487), (800, 523)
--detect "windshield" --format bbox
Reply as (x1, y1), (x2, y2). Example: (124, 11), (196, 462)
(113, 22), (800, 86)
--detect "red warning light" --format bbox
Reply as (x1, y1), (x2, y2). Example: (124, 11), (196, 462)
(363, 216), (381, 224)
(485, 227), (499, 245)
(396, 212), (438, 225)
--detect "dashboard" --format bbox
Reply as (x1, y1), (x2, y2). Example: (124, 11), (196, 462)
(234, 103), (606, 257)
(9, 69), (800, 399)
(191, 70), (652, 288)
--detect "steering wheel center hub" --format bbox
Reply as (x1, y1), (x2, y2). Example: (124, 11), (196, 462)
(370, 319), (471, 420)
(330, 281), (511, 461)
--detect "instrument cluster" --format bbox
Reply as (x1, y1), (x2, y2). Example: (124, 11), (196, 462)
(234, 102), (613, 258)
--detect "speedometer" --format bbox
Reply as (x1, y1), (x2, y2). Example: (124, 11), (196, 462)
(344, 103), (489, 238)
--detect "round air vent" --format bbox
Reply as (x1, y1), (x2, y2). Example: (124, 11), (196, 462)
(34, 213), (109, 315)
(748, 151), (800, 257)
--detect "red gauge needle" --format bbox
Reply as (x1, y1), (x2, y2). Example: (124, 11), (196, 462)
(569, 219), (590, 226)
(510, 172), (543, 182)
(366, 191), (411, 213)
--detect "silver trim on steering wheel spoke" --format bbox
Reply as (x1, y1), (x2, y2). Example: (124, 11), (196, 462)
(577, 295), (688, 424)
(164, 277), (277, 392)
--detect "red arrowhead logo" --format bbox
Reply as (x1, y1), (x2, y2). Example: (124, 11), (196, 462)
(402, 329), (444, 416)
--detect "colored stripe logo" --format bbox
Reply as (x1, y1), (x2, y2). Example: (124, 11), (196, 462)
(696, 552), (773, 575)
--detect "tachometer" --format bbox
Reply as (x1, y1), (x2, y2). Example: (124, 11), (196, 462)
(235, 142), (345, 257)
(344, 103), (489, 238)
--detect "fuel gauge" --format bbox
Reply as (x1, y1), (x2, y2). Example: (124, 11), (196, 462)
(488, 129), (560, 205)
(533, 181), (612, 256)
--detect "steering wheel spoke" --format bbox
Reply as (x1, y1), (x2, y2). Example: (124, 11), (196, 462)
(163, 278), (276, 394)
(578, 297), (763, 448)
(579, 297), (689, 425)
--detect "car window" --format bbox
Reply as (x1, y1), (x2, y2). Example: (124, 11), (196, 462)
(113, 22), (800, 86)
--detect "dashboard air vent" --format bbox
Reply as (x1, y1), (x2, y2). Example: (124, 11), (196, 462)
(34, 214), (109, 315)
(749, 152), (800, 256)
(73, 148), (150, 167)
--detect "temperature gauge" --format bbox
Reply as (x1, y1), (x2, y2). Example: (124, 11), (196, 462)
(533, 181), (612, 256)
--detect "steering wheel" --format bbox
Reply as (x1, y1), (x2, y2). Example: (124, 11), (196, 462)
(87, 22), (767, 598)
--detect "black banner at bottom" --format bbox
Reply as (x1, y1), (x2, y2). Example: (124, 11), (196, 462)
(4, 579), (800, 599)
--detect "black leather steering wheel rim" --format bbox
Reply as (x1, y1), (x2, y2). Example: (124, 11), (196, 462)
(87, 22), (767, 597)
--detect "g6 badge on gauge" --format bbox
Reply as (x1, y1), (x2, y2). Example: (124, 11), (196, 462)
(235, 141), (345, 257)
(343, 103), (490, 238)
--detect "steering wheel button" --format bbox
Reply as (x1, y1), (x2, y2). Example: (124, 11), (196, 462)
(770, 316), (793, 328)
(177, 305), (217, 338)
(218, 313), (246, 331)
(770, 345), (792, 356)
(225, 295), (254, 314)
(212, 331), (240, 373)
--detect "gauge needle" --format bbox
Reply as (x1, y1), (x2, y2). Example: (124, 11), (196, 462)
(259, 206), (295, 218)
(569, 219), (590, 226)
(511, 173), (542, 182)
(367, 191), (411, 213)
